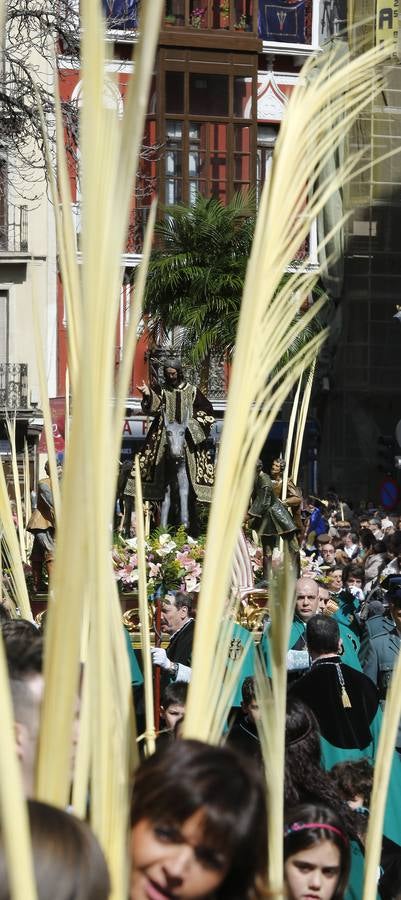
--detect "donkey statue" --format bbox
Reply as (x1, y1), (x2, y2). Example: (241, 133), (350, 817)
(160, 412), (190, 530)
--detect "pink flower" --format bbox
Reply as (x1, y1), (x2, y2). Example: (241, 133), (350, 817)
(148, 562), (161, 577)
(176, 553), (201, 577)
(176, 551), (193, 567)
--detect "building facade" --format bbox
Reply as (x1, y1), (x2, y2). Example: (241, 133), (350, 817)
(0, 28), (57, 480)
(55, 0), (401, 502)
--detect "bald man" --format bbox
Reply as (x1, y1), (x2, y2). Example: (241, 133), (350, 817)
(261, 576), (361, 674)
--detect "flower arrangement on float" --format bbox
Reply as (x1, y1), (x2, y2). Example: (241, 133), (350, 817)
(112, 526), (263, 595)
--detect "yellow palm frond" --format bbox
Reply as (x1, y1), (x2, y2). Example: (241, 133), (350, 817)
(183, 38), (389, 743)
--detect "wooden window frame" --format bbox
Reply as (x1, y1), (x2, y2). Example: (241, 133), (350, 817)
(157, 48), (258, 204)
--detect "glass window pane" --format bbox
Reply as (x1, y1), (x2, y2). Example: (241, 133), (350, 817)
(189, 122), (201, 141)
(210, 154), (227, 180)
(234, 154), (250, 181)
(189, 74), (229, 116)
(165, 72), (184, 113)
(234, 125), (250, 152)
(165, 179), (182, 205)
(234, 77), (253, 117)
(189, 179), (206, 204)
(165, 150), (182, 176)
(208, 123), (228, 151)
(166, 121), (182, 141)
(189, 151), (206, 176)
(147, 77), (156, 115)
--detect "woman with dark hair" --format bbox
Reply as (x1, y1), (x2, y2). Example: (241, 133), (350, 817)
(284, 803), (350, 900)
(0, 800), (110, 900)
(285, 698), (355, 833)
(285, 698), (363, 900)
(130, 739), (268, 900)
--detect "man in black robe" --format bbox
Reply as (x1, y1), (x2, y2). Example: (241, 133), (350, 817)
(289, 613), (401, 848)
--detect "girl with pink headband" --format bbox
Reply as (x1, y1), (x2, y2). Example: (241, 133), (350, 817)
(284, 803), (351, 900)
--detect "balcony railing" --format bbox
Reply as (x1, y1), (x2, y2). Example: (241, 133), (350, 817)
(0, 363), (28, 409)
(0, 204), (28, 253)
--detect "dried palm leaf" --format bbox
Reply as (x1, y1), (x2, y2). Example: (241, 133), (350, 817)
(24, 440), (32, 531)
(65, 367), (70, 452)
(291, 358), (317, 484)
(184, 40), (389, 744)
(254, 556), (295, 892)
(0, 455), (32, 619)
(282, 370), (304, 500)
(363, 650), (401, 899)
(71, 659), (91, 819)
(35, 2), (162, 897)
(135, 457), (156, 757)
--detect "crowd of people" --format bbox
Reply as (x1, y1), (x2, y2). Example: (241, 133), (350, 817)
(4, 509), (401, 898)
(5, 361), (401, 898)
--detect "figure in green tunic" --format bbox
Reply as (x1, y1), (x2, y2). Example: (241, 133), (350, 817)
(248, 460), (298, 578)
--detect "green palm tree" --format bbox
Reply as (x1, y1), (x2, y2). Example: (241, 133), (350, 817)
(143, 192), (255, 364)
(142, 192), (324, 368)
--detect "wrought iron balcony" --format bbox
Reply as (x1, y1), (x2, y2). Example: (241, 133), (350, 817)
(0, 363), (28, 409)
(0, 204), (28, 253)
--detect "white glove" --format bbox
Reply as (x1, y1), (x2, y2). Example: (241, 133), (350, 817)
(348, 586), (364, 603)
(175, 663), (192, 683)
(151, 647), (171, 670)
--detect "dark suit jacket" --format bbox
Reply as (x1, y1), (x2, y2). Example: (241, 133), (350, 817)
(166, 619), (195, 667)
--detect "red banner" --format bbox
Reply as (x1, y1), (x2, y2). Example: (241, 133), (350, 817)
(38, 397), (66, 453)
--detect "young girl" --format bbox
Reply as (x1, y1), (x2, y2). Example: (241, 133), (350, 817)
(130, 739), (267, 900)
(284, 803), (351, 900)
